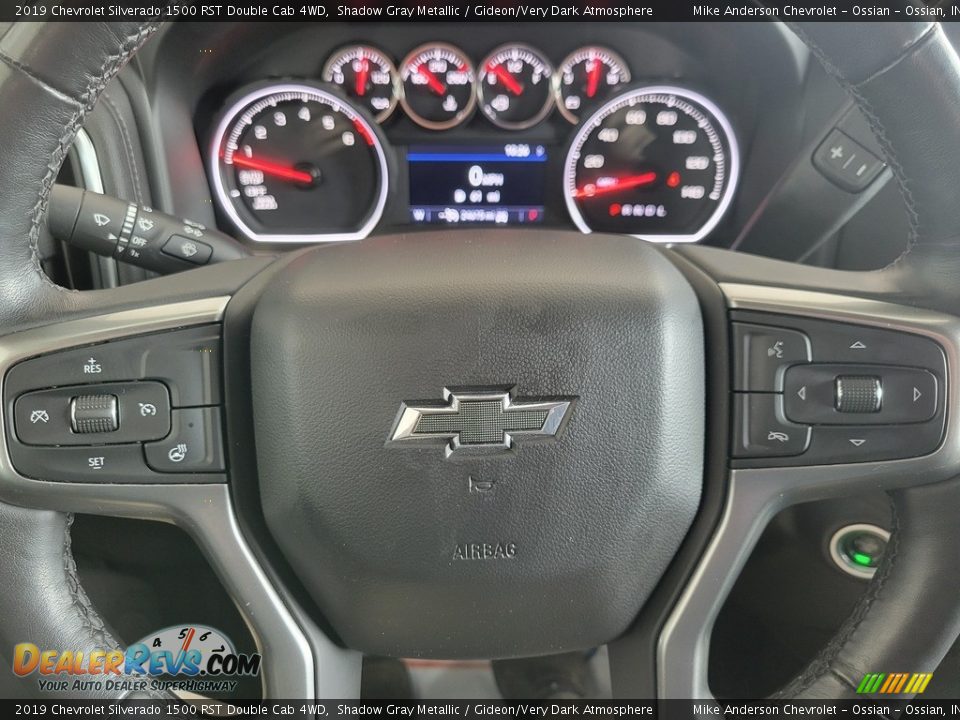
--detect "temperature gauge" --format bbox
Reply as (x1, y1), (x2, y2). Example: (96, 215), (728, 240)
(555, 47), (631, 124)
(322, 45), (400, 123)
(399, 43), (476, 130)
(478, 44), (554, 130)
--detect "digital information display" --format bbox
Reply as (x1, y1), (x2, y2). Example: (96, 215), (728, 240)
(408, 144), (547, 225)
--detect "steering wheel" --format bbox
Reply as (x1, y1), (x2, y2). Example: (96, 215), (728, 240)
(2, 18), (960, 701)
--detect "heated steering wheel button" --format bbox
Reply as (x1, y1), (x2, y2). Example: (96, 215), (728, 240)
(144, 407), (224, 473)
(733, 323), (811, 392)
(733, 393), (811, 458)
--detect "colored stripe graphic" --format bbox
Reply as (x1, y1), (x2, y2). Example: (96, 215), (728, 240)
(879, 674), (897, 693)
(857, 672), (932, 694)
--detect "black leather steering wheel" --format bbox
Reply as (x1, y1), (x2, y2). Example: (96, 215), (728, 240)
(1, 17), (960, 701)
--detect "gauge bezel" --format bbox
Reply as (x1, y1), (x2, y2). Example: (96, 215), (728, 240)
(553, 46), (632, 125)
(563, 84), (740, 244)
(209, 81), (390, 244)
(321, 44), (401, 124)
(477, 43), (555, 131)
(398, 42), (477, 131)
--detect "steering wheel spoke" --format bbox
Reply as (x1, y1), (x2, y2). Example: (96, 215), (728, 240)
(0, 291), (360, 698)
(658, 278), (960, 699)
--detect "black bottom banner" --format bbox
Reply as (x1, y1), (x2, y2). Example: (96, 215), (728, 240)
(4, 699), (960, 719)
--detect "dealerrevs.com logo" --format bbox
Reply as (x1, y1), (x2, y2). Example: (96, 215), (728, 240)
(12, 624), (261, 695)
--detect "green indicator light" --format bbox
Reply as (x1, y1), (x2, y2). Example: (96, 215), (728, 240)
(852, 551), (874, 567)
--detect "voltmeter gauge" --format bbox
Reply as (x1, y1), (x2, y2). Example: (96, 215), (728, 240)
(322, 45), (400, 123)
(477, 44), (554, 130)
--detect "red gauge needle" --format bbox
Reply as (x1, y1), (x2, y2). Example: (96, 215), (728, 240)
(230, 155), (314, 184)
(355, 58), (370, 97)
(489, 64), (523, 96)
(585, 59), (603, 99)
(574, 172), (658, 199)
(417, 65), (447, 96)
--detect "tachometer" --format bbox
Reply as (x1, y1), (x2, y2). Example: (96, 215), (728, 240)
(321, 45), (400, 123)
(554, 47), (631, 124)
(563, 86), (738, 243)
(210, 81), (389, 243)
(477, 44), (554, 130)
(399, 43), (476, 130)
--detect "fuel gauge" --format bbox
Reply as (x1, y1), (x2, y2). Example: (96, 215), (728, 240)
(322, 45), (399, 123)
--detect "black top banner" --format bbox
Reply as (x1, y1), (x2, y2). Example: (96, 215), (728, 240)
(4, 0), (960, 22)
(3, 699), (960, 717)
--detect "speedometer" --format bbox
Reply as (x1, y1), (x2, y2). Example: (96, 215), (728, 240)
(563, 86), (738, 243)
(210, 81), (389, 243)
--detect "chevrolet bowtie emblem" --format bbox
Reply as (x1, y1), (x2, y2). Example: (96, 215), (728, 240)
(387, 387), (575, 458)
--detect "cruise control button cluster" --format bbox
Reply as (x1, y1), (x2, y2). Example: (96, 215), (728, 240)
(731, 314), (947, 467)
(14, 381), (170, 446)
(4, 326), (226, 484)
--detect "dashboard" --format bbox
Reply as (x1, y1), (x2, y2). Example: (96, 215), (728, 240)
(134, 23), (814, 255)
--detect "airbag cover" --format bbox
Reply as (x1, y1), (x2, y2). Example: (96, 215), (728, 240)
(251, 231), (704, 658)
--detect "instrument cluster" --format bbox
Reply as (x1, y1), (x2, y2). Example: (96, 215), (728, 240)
(206, 38), (739, 247)
(320, 42), (631, 130)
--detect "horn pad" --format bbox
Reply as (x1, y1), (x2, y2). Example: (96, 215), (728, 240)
(251, 231), (704, 658)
